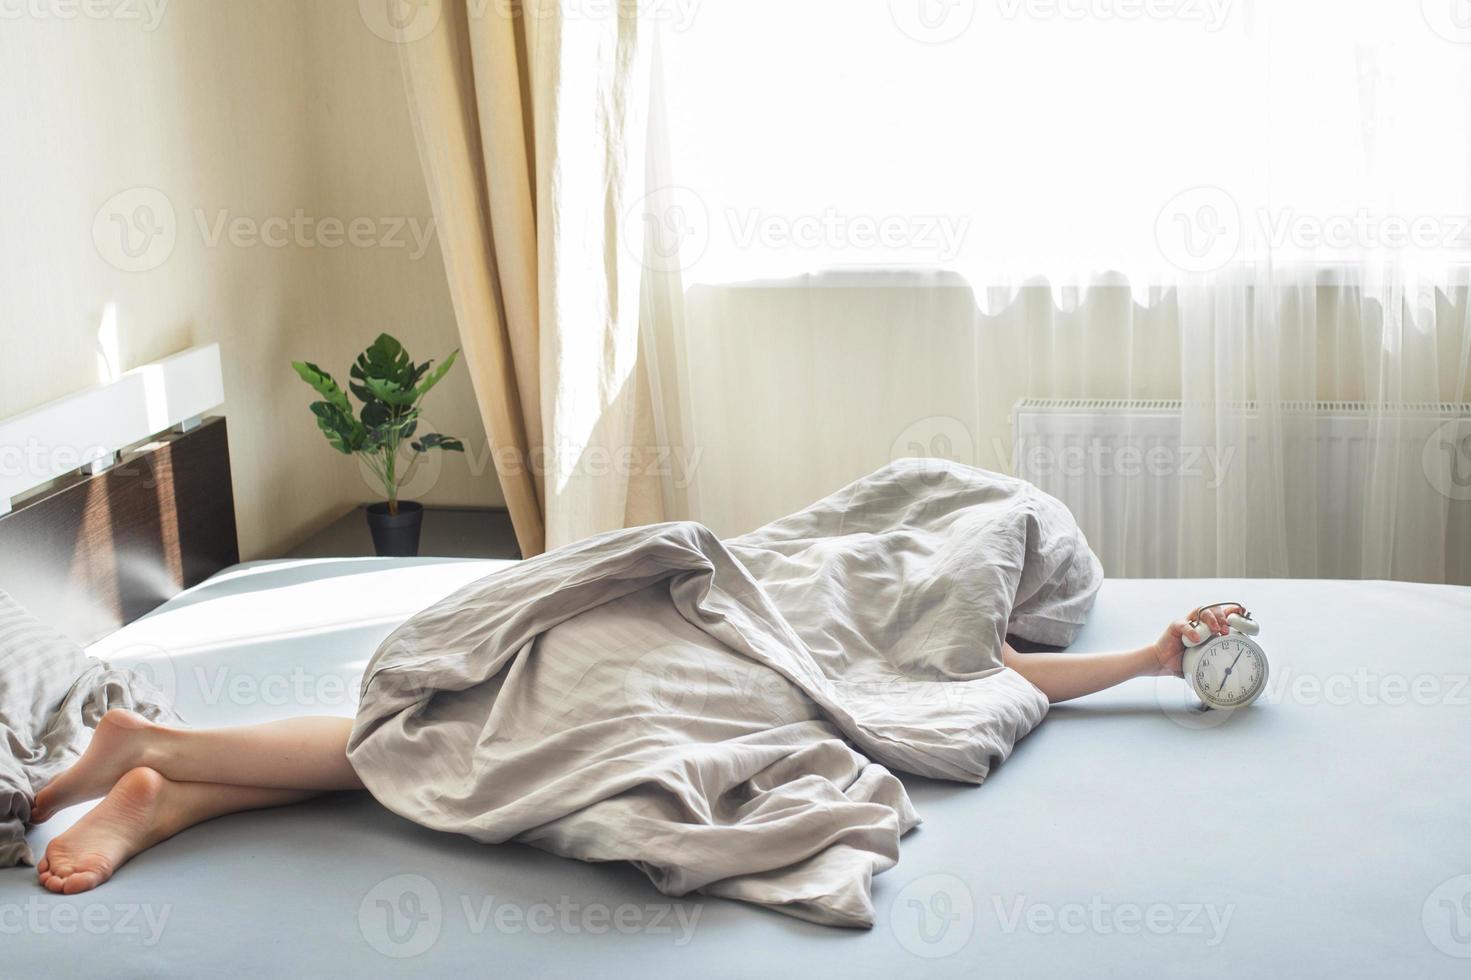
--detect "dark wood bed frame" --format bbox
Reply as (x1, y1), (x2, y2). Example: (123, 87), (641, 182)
(0, 418), (239, 646)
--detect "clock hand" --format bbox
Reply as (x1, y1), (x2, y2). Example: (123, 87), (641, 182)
(1216, 651), (1244, 693)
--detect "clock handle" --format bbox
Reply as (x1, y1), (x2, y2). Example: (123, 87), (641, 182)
(1226, 612), (1259, 636)
(1184, 601), (1253, 646)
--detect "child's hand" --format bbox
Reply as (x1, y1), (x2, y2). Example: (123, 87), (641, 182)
(1146, 604), (1246, 677)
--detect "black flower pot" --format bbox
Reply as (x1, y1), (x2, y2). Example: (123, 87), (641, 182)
(366, 501), (424, 557)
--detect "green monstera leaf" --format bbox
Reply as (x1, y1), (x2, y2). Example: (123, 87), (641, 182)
(350, 334), (422, 403)
(412, 434), (465, 453)
(414, 350), (461, 400)
(309, 401), (368, 455)
(292, 361), (353, 416)
(294, 333), (466, 508)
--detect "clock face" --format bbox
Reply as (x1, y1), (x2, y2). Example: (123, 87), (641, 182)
(1191, 635), (1268, 708)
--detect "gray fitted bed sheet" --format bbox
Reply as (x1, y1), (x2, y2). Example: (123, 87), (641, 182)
(2, 558), (1468, 979)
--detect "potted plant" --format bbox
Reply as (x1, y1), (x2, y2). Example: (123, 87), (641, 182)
(292, 334), (465, 557)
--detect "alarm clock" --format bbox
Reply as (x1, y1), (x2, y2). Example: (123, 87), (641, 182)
(1181, 606), (1268, 710)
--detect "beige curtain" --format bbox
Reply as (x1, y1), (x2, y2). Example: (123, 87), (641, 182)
(397, 0), (664, 555)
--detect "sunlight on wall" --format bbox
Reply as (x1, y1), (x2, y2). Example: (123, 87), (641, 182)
(95, 303), (122, 384)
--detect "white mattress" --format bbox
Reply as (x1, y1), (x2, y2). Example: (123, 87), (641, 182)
(3, 559), (1469, 978)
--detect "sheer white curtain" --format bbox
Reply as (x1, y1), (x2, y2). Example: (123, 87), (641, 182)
(637, 0), (1471, 582)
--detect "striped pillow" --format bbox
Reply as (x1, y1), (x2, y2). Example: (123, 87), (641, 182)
(0, 589), (89, 865)
(0, 590), (181, 866)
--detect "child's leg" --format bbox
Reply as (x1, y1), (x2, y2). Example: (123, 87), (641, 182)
(34, 711), (361, 822)
(38, 767), (319, 894)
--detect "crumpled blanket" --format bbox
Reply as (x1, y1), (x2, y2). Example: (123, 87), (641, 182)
(1, 589), (181, 867)
(348, 461), (1102, 927)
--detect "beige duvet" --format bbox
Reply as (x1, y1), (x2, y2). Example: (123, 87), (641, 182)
(348, 462), (1103, 927)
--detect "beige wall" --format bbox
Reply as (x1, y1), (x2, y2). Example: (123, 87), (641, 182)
(0, 0), (504, 560)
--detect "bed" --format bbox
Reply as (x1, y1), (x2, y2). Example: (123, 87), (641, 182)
(4, 553), (1468, 978)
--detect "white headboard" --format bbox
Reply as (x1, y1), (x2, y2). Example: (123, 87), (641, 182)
(0, 343), (224, 514)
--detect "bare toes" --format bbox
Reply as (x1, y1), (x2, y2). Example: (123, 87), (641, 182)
(63, 872), (103, 895)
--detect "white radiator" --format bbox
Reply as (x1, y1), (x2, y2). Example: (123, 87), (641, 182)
(1012, 398), (1471, 581)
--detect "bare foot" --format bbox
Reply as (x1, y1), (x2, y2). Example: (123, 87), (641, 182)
(32, 709), (155, 823)
(38, 768), (173, 895)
